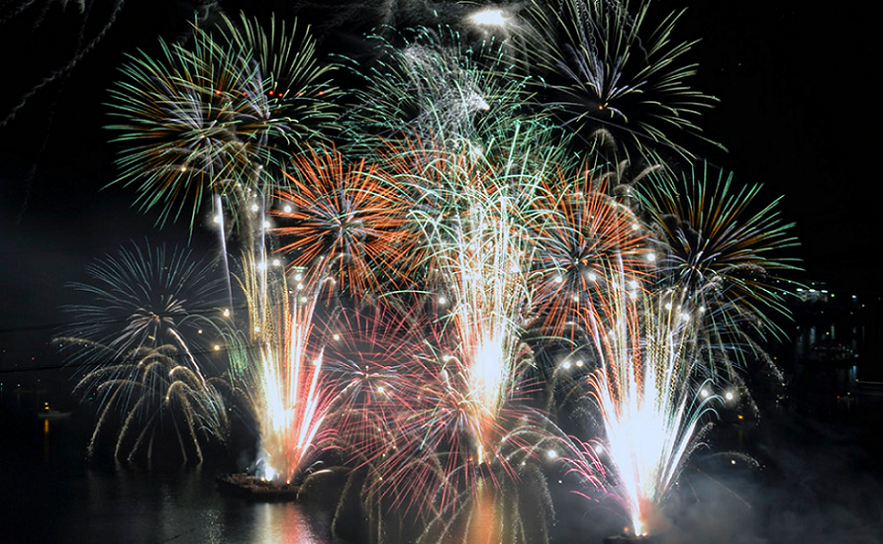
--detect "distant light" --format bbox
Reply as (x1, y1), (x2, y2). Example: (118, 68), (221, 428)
(284, 205), (292, 213)
(214, 345), (221, 351)
(725, 391), (734, 401)
(547, 449), (558, 460)
(223, 308), (230, 317)
(251, 204), (259, 212)
(647, 252), (656, 262)
(438, 296), (447, 305)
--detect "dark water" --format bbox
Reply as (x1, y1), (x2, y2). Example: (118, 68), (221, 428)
(3, 406), (883, 544)
(0, 415), (340, 544)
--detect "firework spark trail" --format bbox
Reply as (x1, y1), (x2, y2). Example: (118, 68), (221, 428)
(400, 140), (540, 468)
(570, 272), (718, 537)
(271, 145), (414, 296)
(253, 296), (331, 484)
(528, 169), (651, 337)
(522, 0), (722, 158)
(636, 162), (800, 380)
(225, 232), (341, 485)
(354, 130), (584, 541)
(105, 12), (336, 229)
(65, 343), (229, 464)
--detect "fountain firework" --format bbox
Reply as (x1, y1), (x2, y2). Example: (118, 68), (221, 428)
(570, 278), (719, 537)
(225, 244), (338, 485)
(66, 2), (804, 541)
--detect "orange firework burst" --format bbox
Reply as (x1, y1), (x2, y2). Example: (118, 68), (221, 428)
(271, 145), (414, 296)
(529, 168), (652, 337)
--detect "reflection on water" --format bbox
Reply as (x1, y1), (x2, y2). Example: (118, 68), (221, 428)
(250, 502), (331, 544)
(1, 416), (341, 544)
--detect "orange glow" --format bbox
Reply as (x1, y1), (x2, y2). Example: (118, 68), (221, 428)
(466, 482), (500, 544)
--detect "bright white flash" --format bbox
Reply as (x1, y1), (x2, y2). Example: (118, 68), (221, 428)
(468, 8), (510, 27)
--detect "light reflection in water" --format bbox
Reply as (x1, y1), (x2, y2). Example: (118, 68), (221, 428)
(4, 418), (342, 544)
(76, 467), (337, 544)
(251, 502), (328, 544)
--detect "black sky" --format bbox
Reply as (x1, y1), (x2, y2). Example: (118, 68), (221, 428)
(0, 0), (877, 367)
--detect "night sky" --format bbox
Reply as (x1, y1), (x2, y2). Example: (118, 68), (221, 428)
(1, 3), (882, 544)
(0, 0), (877, 380)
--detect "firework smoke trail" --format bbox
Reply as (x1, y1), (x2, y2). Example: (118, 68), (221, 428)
(0, 0), (126, 129)
(570, 272), (719, 537)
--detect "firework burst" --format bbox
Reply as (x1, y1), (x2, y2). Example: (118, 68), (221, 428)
(528, 167), (651, 338)
(53, 241), (229, 464)
(106, 12), (336, 228)
(523, 0), (722, 158)
(271, 145), (414, 296)
(55, 241), (226, 377)
(637, 162), (800, 379)
(338, 24), (540, 158)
